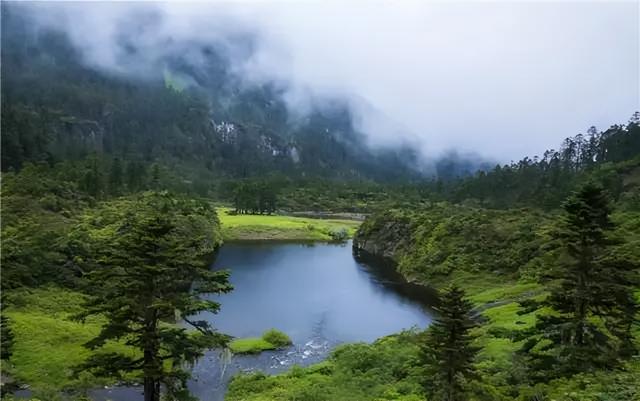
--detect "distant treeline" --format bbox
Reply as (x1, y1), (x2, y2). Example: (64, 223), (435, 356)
(232, 180), (278, 215)
(441, 115), (640, 209)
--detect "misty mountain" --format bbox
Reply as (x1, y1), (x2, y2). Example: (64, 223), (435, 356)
(2, 3), (489, 184)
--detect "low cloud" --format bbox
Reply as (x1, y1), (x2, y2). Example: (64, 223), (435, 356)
(13, 1), (640, 162)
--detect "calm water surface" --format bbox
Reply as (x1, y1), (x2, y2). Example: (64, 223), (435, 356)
(21, 241), (434, 401)
(201, 241), (433, 343)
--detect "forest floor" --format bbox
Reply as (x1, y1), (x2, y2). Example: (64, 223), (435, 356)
(217, 208), (361, 241)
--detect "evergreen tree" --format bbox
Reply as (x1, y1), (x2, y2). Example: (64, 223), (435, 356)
(125, 160), (146, 192)
(419, 285), (478, 401)
(522, 182), (638, 376)
(108, 157), (123, 194)
(151, 163), (161, 190)
(79, 153), (104, 197)
(0, 315), (14, 361)
(72, 192), (232, 401)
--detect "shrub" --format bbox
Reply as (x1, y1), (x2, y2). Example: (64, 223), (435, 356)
(329, 227), (348, 241)
(262, 328), (292, 348)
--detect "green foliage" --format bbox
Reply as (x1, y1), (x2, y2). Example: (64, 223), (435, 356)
(348, 169), (640, 401)
(328, 227), (349, 242)
(419, 285), (479, 401)
(0, 163), (90, 290)
(1, 315), (14, 361)
(71, 191), (231, 401)
(232, 179), (278, 215)
(2, 287), (136, 391)
(227, 331), (424, 401)
(217, 207), (360, 241)
(261, 329), (292, 348)
(229, 329), (292, 354)
(522, 183), (639, 377)
(356, 204), (554, 283)
(229, 338), (277, 354)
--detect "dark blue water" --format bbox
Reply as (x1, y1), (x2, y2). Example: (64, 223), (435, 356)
(186, 241), (435, 401)
(200, 241), (433, 344)
(16, 241), (434, 401)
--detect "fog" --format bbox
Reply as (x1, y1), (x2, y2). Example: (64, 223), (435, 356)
(17, 1), (640, 162)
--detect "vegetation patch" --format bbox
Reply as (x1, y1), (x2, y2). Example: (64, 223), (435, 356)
(2, 287), (139, 391)
(217, 208), (360, 241)
(229, 329), (292, 354)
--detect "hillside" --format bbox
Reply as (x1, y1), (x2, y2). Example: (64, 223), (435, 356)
(1, 3), (429, 188)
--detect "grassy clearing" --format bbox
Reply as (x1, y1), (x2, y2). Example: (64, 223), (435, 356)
(229, 329), (292, 354)
(217, 208), (361, 241)
(3, 287), (139, 391)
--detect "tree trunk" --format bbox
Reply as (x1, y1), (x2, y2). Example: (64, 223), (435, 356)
(143, 300), (160, 401)
(144, 377), (159, 401)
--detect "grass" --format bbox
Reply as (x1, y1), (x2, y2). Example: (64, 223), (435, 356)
(217, 208), (361, 241)
(227, 331), (424, 401)
(3, 286), (139, 391)
(229, 338), (278, 354)
(229, 329), (292, 354)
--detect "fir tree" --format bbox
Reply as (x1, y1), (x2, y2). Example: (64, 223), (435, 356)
(0, 315), (14, 361)
(108, 157), (123, 194)
(73, 191), (232, 401)
(522, 182), (638, 376)
(419, 285), (479, 401)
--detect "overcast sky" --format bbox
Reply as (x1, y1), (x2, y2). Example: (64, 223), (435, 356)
(21, 1), (640, 162)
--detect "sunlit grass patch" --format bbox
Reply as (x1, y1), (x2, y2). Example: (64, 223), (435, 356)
(229, 337), (278, 354)
(469, 282), (542, 305)
(4, 287), (139, 390)
(217, 208), (360, 241)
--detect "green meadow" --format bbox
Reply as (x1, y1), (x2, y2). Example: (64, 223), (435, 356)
(217, 208), (361, 241)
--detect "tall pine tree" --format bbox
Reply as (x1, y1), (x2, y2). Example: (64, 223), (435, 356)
(419, 285), (478, 401)
(522, 182), (638, 376)
(72, 191), (232, 401)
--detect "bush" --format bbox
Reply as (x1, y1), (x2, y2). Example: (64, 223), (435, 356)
(262, 328), (292, 348)
(329, 227), (348, 241)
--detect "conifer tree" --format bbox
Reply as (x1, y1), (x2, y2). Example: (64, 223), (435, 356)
(72, 191), (232, 401)
(419, 285), (478, 401)
(522, 182), (638, 376)
(0, 315), (14, 361)
(108, 157), (123, 194)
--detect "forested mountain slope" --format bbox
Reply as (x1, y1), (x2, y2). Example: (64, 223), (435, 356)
(1, 3), (428, 188)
